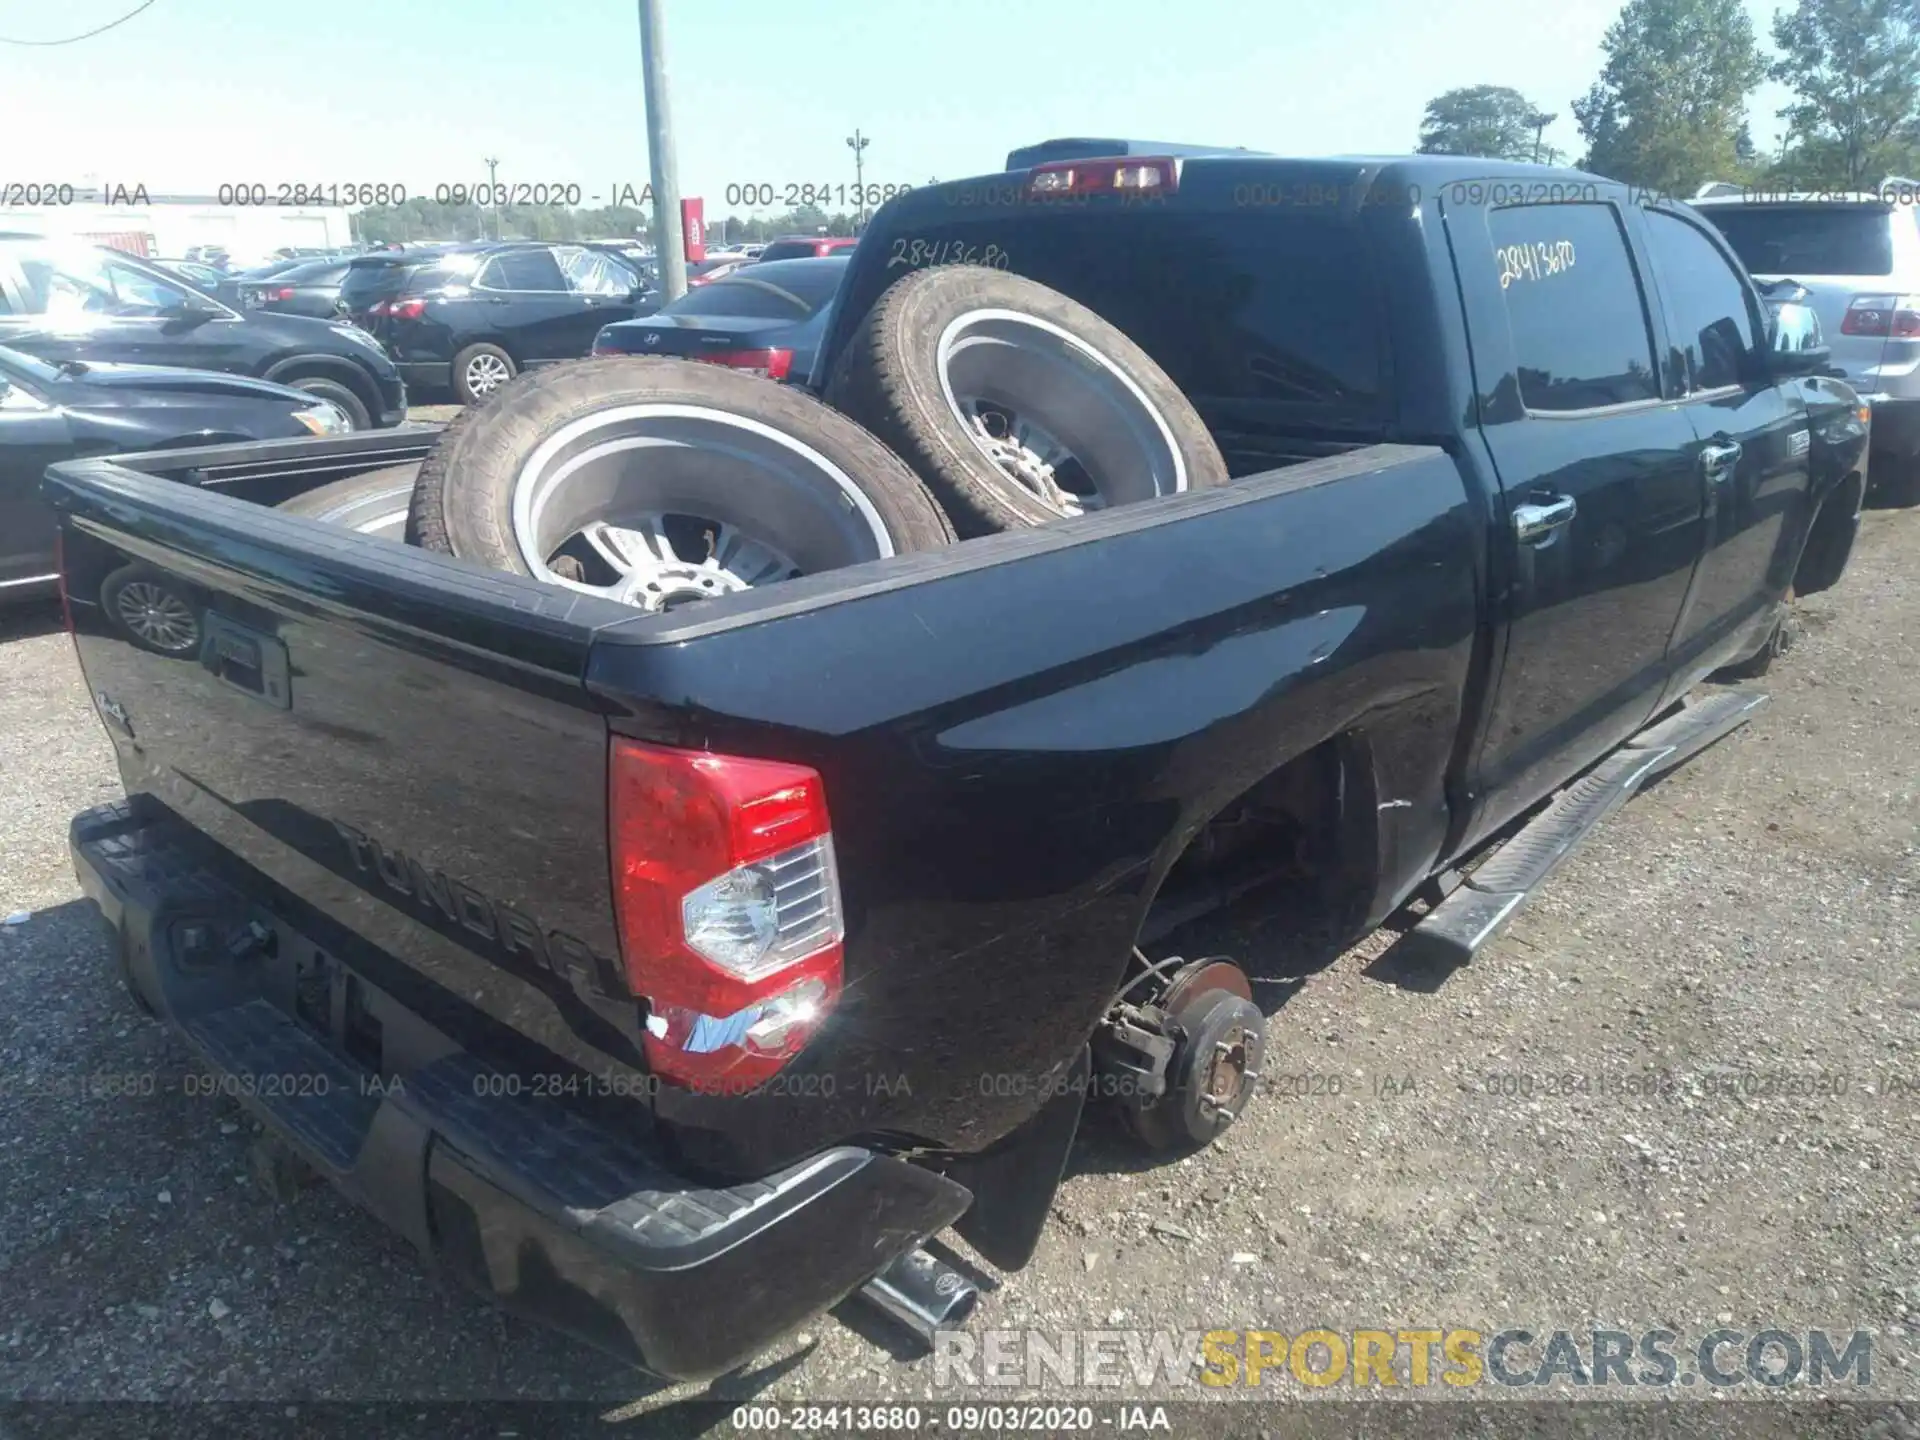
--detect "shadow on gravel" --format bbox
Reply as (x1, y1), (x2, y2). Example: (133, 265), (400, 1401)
(0, 599), (65, 646)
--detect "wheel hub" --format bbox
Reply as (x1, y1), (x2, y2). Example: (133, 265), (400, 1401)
(630, 559), (749, 612)
(964, 405), (1084, 514)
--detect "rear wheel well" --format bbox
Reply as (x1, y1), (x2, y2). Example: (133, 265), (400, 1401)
(1135, 736), (1377, 958)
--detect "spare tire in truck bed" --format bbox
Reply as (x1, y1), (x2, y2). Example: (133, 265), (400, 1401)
(406, 357), (954, 612)
(824, 265), (1229, 536)
(274, 463), (420, 540)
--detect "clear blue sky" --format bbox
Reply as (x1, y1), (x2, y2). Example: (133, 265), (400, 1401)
(4, 0), (1797, 208)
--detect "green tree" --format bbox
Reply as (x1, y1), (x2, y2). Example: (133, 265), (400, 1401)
(1770, 0), (1920, 189)
(1418, 85), (1561, 162)
(1573, 0), (1766, 195)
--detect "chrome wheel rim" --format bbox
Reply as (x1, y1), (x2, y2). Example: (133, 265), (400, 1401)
(114, 581), (198, 652)
(508, 403), (893, 613)
(465, 353), (512, 396)
(935, 308), (1186, 517)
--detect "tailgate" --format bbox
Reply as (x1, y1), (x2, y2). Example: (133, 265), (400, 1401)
(45, 454), (650, 1087)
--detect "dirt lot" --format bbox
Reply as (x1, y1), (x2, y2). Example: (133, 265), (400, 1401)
(0, 504), (1915, 1434)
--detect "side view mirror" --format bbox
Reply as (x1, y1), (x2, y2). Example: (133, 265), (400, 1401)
(1765, 343), (1833, 378)
(164, 299), (221, 326)
(1763, 299), (1831, 377)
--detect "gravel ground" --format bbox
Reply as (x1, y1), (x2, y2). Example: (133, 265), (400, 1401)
(0, 504), (1915, 1436)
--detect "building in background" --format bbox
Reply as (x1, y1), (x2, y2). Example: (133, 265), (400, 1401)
(0, 189), (352, 265)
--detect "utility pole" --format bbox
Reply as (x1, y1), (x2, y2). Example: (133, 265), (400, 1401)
(638, 0), (687, 300)
(483, 156), (500, 241)
(846, 128), (870, 229)
(1527, 111), (1555, 165)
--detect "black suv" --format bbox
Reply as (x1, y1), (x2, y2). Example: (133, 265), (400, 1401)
(340, 242), (657, 404)
(0, 235), (406, 429)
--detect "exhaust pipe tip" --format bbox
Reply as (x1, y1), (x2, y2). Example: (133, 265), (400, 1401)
(858, 1247), (980, 1347)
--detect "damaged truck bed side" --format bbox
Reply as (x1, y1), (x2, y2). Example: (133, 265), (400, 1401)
(44, 153), (1863, 1378)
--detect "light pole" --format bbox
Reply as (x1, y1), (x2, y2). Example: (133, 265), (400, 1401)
(846, 128), (869, 229)
(483, 156), (500, 240)
(638, 0), (688, 300)
(1526, 112), (1556, 165)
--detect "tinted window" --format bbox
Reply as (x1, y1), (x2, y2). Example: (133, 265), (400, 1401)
(663, 259), (848, 319)
(756, 241), (821, 263)
(1644, 210), (1761, 391)
(3, 242), (190, 318)
(1698, 205), (1893, 277)
(276, 259), (349, 285)
(845, 210), (1385, 419)
(339, 257), (424, 304)
(1488, 203), (1658, 412)
(479, 249), (566, 290)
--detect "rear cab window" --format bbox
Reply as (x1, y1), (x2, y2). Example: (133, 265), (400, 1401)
(837, 167), (1391, 466)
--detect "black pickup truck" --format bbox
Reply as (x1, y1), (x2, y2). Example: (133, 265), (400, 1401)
(43, 153), (1868, 1380)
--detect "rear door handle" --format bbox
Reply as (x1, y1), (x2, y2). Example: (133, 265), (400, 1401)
(1700, 440), (1743, 480)
(1513, 494), (1577, 545)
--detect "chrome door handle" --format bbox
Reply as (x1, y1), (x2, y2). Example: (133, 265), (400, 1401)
(1513, 494), (1577, 545)
(1700, 441), (1743, 480)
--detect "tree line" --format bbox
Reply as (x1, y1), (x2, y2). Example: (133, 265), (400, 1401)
(349, 197), (861, 246)
(1418, 0), (1920, 196)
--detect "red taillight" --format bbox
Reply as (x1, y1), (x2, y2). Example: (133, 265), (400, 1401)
(53, 531), (76, 639)
(1027, 155), (1180, 198)
(270, 286), (294, 302)
(608, 738), (844, 1090)
(388, 297), (426, 320)
(1841, 294), (1920, 337)
(699, 348), (793, 381)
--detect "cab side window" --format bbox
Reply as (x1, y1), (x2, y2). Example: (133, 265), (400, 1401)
(477, 249), (566, 292)
(1643, 210), (1764, 392)
(1487, 203), (1660, 412)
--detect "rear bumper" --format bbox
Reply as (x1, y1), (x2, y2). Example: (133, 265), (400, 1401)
(69, 799), (970, 1381)
(1862, 393), (1920, 458)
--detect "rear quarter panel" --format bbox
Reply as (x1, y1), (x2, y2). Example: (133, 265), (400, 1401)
(587, 445), (1481, 1174)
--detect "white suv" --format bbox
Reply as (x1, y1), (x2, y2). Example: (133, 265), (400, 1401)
(1693, 183), (1920, 505)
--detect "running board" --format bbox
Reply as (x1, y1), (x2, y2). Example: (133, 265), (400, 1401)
(1390, 691), (1769, 970)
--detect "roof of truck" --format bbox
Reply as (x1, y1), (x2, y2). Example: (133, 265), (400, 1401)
(981, 150), (1620, 201)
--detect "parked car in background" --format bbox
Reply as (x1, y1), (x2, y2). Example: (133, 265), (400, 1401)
(239, 257), (353, 318)
(339, 241), (654, 404)
(591, 255), (848, 384)
(1694, 186), (1920, 504)
(151, 258), (225, 289)
(686, 255), (754, 288)
(210, 255), (321, 308)
(0, 343), (353, 602)
(181, 244), (232, 271)
(754, 236), (858, 263)
(0, 235), (407, 430)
